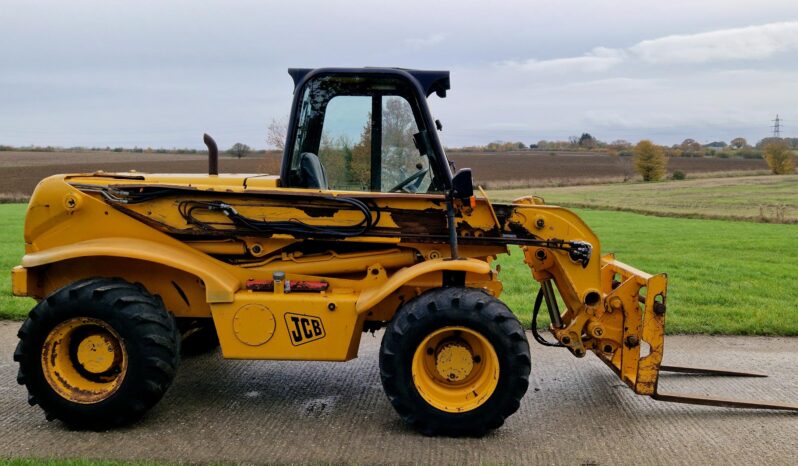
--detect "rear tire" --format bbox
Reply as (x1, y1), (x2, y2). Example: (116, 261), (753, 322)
(379, 287), (531, 436)
(14, 278), (180, 429)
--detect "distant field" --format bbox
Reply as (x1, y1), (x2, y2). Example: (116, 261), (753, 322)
(0, 149), (768, 197)
(2, 202), (797, 335)
(490, 175), (798, 223)
(450, 150), (768, 188)
(0, 150), (283, 198)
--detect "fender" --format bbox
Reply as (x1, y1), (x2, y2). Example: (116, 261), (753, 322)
(20, 237), (240, 303)
(355, 258), (491, 313)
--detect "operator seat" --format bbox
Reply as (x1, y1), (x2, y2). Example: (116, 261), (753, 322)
(298, 152), (328, 189)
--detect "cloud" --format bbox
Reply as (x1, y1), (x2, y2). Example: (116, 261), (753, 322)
(404, 33), (446, 48)
(447, 61), (798, 146)
(498, 21), (798, 74)
(629, 21), (798, 64)
(500, 47), (626, 73)
(4, 1), (798, 148)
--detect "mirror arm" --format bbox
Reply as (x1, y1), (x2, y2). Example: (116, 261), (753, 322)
(445, 191), (460, 260)
(444, 168), (476, 261)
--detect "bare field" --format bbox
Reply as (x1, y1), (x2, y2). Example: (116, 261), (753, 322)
(449, 150), (768, 188)
(0, 150), (282, 196)
(0, 149), (768, 196)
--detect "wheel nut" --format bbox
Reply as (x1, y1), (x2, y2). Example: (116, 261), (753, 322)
(625, 335), (639, 348)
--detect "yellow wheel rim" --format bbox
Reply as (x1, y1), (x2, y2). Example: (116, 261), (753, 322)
(41, 317), (127, 404)
(411, 326), (500, 413)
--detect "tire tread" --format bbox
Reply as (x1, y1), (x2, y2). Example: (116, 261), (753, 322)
(379, 287), (531, 437)
(15, 277), (180, 429)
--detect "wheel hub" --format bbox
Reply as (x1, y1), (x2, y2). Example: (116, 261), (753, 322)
(435, 340), (474, 382)
(412, 326), (500, 413)
(76, 333), (120, 374)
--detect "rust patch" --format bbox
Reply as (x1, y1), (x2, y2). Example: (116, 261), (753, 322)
(49, 341), (58, 367)
(295, 205), (340, 218)
(389, 209), (448, 235)
(53, 370), (101, 401)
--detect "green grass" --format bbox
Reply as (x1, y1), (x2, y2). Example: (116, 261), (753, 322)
(490, 175), (798, 223)
(2, 203), (797, 334)
(0, 461), (165, 466)
(0, 204), (34, 320)
(495, 209), (798, 334)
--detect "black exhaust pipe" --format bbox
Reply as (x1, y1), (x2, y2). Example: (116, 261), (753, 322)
(203, 133), (218, 175)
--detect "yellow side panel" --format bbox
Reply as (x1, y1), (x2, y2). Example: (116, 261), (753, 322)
(212, 291), (362, 361)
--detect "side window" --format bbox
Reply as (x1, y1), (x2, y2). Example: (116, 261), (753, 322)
(318, 96), (372, 191)
(381, 97), (430, 193)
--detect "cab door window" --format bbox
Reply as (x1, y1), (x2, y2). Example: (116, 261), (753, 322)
(289, 75), (439, 193)
(317, 96), (372, 191)
(381, 97), (432, 193)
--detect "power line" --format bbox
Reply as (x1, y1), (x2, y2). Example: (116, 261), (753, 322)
(772, 114), (783, 138)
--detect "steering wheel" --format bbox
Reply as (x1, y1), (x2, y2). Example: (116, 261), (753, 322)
(389, 169), (429, 193)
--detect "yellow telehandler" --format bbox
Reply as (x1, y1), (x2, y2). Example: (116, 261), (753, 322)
(12, 68), (797, 435)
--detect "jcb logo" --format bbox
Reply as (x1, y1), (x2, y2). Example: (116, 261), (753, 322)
(284, 313), (326, 345)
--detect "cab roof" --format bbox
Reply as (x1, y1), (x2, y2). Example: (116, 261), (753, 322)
(287, 67), (451, 98)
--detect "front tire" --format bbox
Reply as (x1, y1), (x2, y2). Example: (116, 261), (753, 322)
(14, 278), (180, 429)
(379, 287), (531, 436)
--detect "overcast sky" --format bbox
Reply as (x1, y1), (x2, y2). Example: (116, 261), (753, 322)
(1, 0), (797, 149)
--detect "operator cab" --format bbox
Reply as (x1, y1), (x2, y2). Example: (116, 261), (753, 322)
(281, 68), (453, 194)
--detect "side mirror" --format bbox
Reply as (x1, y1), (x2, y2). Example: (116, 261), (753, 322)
(412, 131), (431, 156)
(451, 168), (474, 200)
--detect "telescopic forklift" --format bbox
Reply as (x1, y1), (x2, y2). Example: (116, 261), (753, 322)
(12, 68), (798, 435)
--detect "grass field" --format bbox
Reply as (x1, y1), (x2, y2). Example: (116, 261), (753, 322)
(0, 204), (33, 320)
(495, 210), (798, 334)
(490, 175), (798, 223)
(0, 461), (158, 466)
(2, 199), (797, 334)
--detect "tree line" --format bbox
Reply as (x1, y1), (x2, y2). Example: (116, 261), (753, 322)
(454, 134), (798, 160)
(631, 138), (795, 181)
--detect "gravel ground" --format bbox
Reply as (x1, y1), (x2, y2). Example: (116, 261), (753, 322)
(1, 321), (796, 465)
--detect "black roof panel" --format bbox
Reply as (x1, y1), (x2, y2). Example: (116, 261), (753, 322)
(287, 67), (450, 97)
